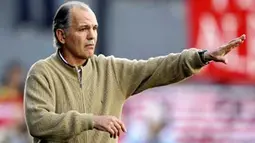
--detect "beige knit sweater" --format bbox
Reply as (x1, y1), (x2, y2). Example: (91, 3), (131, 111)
(24, 48), (205, 143)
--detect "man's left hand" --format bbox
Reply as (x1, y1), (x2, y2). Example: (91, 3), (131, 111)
(204, 34), (246, 64)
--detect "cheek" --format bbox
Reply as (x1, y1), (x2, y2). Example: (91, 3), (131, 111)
(66, 35), (76, 45)
(69, 33), (83, 43)
(95, 32), (98, 40)
(94, 35), (98, 44)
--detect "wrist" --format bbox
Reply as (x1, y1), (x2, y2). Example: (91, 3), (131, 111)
(198, 50), (211, 64)
(92, 115), (99, 129)
(204, 52), (214, 62)
(92, 115), (96, 129)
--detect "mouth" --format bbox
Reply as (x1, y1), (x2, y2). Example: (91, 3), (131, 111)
(85, 44), (94, 49)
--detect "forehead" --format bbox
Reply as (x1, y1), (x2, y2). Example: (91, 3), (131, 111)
(70, 7), (98, 26)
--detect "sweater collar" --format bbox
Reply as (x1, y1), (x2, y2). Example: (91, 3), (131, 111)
(57, 49), (88, 69)
(52, 49), (92, 81)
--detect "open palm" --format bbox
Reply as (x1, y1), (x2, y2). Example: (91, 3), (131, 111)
(205, 34), (246, 64)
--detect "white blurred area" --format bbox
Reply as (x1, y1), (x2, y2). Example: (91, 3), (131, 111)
(121, 85), (255, 143)
(0, 0), (254, 143)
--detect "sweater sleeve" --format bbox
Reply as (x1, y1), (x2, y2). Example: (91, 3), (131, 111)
(111, 48), (206, 97)
(24, 62), (94, 141)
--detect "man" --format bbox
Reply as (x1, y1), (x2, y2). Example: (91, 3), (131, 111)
(24, 1), (246, 143)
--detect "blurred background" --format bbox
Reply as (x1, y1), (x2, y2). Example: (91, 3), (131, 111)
(0, 0), (254, 142)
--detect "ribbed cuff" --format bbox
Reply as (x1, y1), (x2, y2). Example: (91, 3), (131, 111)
(188, 48), (208, 69)
(198, 49), (211, 65)
(81, 113), (94, 130)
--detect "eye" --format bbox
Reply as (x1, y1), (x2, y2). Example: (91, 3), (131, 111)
(79, 26), (90, 31)
(79, 28), (86, 31)
(93, 26), (98, 30)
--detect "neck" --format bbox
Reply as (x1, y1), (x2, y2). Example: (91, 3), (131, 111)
(60, 48), (87, 67)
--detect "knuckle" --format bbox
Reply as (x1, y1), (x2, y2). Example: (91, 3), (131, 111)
(107, 125), (112, 129)
(116, 124), (121, 128)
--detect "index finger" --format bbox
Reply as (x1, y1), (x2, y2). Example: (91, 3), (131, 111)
(225, 34), (245, 49)
(115, 119), (127, 133)
(239, 34), (246, 41)
(231, 34), (245, 45)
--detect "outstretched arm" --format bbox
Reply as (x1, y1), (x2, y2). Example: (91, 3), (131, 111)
(112, 48), (205, 97)
(112, 34), (246, 98)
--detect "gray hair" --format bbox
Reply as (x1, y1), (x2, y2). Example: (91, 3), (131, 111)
(52, 1), (91, 49)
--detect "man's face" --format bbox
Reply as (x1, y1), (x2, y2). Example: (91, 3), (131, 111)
(64, 7), (98, 59)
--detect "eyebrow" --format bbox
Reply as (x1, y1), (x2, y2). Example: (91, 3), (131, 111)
(78, 24), (98, 27)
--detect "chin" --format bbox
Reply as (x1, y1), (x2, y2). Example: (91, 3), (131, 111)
(77, 54), (92, 60)
(84, 53), (94, 59)
(86, 55), (94, 59)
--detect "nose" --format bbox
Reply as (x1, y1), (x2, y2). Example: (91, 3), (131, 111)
(87, 28), (95, 40)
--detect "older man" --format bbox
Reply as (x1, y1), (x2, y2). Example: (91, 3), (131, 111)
(24, 1), (245, 143)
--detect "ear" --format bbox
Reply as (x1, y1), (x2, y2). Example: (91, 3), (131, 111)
(56, 29), (66, 45)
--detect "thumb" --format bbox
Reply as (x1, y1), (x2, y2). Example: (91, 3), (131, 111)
(222, 58), (228, 64)
(214, 56), (227, 64)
